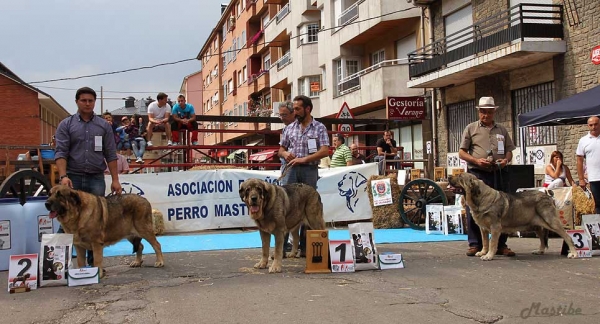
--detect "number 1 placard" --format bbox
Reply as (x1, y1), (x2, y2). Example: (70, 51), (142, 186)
(329, 240), (355, 273)
(8, 254), (38, 293)
(567, 229), (592, 258)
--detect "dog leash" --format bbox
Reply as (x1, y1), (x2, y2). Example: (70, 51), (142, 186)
(277, 163), (292, 183)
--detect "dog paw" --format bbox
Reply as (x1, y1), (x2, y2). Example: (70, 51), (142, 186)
(268, 263), (282, 273)
(129, 260), (143, 268)
(531, 250), (545, 255)
(254, 260), (268, 269)
(154, 261), (164, 268)
(286, 251), (299, 258)
(99, 269), (106, 278)
(475, 251), (485, 257)
(480, 254), (494, 261)
(567, 252), (578, 259)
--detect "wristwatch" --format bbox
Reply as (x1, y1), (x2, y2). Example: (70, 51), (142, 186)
(59, 175), (69, 181)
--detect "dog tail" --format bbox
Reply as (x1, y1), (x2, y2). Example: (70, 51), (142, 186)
(129, 237), (143, 254)
(541, 228), (549, 249)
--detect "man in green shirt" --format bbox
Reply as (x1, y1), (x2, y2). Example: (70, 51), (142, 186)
(330, 133), (352, 168)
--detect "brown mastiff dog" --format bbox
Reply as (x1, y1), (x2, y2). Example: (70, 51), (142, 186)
(45, 185), (165, 277)
(448, 173), (578, 260)
(239, 179), (326, 273)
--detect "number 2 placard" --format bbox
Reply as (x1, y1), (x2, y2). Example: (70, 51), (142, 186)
(567, 230), (592, 258)
(8, 254), (38, 292)
(329, 240), (355, 273)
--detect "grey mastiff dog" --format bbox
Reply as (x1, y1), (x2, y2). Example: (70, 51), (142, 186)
(448, 173), (578, 261)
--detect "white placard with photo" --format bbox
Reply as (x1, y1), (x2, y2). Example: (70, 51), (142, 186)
(582, 214), (600, 256)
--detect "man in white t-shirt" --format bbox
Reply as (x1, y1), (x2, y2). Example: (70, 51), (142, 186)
(146, 92), (172, 146)
(576, 116), (600, 213)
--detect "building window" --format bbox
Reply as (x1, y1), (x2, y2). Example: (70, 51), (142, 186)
(298, 78), (306, 96)
(307, 23), (319, 43)
(222, 24), (227, 43)
(264, 93), (271, 111)
(241, 30), (246, 47)
(262, 14), (269, 28)
(238, 70), (243, 87)
(243, 102), (248, 116)
(447, 100), (476, 153)
(242, 65), (247, 81)
(321, 66), (327, 91)
(308, 76), (320, 97)
(512, 82), (556, 146)
(223, 82), (228, 101)
(263, 54), (271, 70)
(228, 79), (234, 94)
(372, 49), (385, 66)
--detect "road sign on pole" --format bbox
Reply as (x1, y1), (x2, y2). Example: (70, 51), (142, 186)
(336, 102), (354, 135)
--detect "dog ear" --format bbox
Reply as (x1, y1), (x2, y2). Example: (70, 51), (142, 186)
(469, 178), (480, 197)
(70, 191), (81, 206)
(239, 182), (246, 201)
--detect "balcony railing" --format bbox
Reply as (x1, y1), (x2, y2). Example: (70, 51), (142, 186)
(337, 0), (364, 27)
(337, 59), (408, 96)
(276, 3), (291, 24)
(274, 51), (291, 70)
(408, 4), (564, 79)
(248, 70), (269, 84)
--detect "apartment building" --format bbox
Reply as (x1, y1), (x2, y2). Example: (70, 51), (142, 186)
(265, 0), (428, 164)
(407, 0), (599, 178)
(197, 0), (280, 163)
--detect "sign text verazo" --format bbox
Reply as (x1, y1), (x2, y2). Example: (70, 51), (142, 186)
(386, 96), (426, 120)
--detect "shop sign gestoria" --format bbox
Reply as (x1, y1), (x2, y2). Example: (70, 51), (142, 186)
(386, 96), (426, 121)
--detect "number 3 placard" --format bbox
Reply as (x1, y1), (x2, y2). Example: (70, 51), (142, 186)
(8, 254), (38, 292)
(329, 240), (355, 273)
(567, 230), (592, 258)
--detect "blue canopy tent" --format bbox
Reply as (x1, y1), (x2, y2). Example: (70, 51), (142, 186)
(517, 84), (599, 168)
(518, 85), (600, 127)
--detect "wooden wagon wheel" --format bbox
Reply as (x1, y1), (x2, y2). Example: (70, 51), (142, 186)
(399, 178), (448, 230)
(0, 170), (52, 205)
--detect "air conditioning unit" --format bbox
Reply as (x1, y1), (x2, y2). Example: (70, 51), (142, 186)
(229, 16), (236, 30)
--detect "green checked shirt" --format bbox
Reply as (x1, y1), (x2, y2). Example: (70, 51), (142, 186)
(330, 144), (352, 168)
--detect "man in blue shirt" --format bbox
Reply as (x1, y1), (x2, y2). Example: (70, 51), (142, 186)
(54, 86), (122, 266)
(171, 95), (199, 145)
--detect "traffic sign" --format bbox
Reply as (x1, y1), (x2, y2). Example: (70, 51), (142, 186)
(336, 102), (354, 134)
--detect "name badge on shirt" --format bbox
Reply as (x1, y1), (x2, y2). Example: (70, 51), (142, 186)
(307, 138), (318, 154)
(95, 136), (103, 152)
(496, 134), (505, 155)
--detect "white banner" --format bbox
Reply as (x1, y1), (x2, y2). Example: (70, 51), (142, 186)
(108, 163), (377, 233)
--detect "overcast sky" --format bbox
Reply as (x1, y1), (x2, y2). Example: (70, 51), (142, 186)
(0, 0), (226, 114)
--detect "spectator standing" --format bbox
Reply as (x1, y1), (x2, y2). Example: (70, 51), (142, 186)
(54, 87), (122, 266)
(279, 95), (330, 256)
(576, 116), (600, 213)
(458, 96), (515, 257)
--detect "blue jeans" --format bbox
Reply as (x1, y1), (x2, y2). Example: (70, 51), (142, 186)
(280, 164), (319, 189)
(131, 138), (146, 158)
(58, 172), (106, 266)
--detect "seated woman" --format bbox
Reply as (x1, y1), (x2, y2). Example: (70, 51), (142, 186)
(544, 151), (575, 189)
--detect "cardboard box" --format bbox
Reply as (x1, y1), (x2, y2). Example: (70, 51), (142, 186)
(378, 253), (405, 270)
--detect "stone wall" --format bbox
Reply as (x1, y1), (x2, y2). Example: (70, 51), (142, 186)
(554, 0), (600, 174)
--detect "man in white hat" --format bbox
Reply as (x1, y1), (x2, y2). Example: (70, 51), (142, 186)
(457, 96), (517, 257)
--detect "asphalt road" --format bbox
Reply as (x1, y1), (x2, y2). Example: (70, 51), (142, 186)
(1, 237), (599, 324)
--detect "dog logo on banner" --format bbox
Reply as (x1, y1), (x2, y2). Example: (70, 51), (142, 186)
(337, 172), (368, 213)
(120, 182), (145, 196)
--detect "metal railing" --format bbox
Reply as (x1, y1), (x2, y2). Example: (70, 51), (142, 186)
(274, 51), (291, 70)
(276, 3), (291, 24)
(408, 3), (564, 78)
(337, 59), (409, 96)
(338, 0), (364, 27)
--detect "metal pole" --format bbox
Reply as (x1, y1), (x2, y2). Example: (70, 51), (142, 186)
(100, 86), (104, 114)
